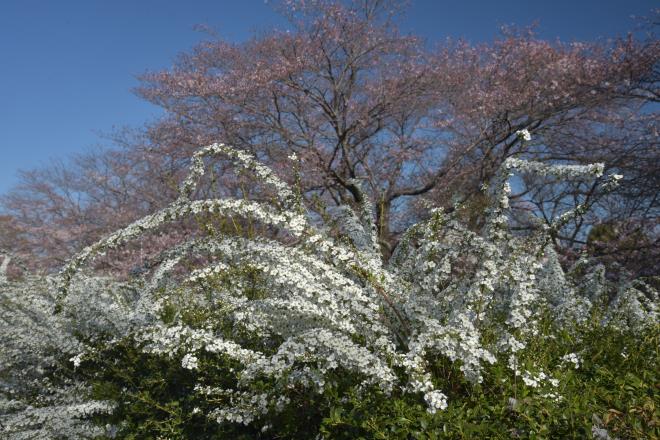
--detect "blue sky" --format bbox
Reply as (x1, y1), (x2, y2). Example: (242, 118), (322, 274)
(0, 0), (656, 195)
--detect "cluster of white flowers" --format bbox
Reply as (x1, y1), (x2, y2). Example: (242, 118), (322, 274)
(2, 143), (657, 437)
(424, 390), (448, 414)
(0, 253), (10, 284)
(0, 276), (118, 438)
(521, 370), (559, 389)
(561, 353), (581, 369)
(516, 128), (532, 141)
(181, 353), (199, 370)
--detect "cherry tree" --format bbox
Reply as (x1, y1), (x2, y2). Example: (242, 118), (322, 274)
(2, 0), (658, 270)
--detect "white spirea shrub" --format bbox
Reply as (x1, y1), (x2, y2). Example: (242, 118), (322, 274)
(1, 142), (657, 437)
(0, 275), (120, 438)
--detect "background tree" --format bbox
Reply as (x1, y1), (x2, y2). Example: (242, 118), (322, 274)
(1, 0), (658, 274)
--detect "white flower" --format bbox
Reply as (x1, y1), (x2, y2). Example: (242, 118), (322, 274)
(522, 371), (540, 388)
(181, 353), (199, 370)
(516, 128), (532, 141)
(70, 353), (84, 368)
(424, 390), (448, 413)
(561, 353), (581, 369)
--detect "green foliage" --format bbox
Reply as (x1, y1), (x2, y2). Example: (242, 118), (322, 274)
(80, 312), (658, 439)
(316, 319), (659, 439)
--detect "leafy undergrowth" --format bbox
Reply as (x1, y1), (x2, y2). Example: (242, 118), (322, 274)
(82, 317), (658, 439)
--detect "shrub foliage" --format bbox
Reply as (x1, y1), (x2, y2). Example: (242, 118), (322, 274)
(1, 140), (657, 439)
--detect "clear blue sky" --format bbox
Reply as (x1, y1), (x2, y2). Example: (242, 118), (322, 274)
(0, 0), (655, 195)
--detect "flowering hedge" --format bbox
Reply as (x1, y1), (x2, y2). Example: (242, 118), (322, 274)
(1, 141), (657, 439)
